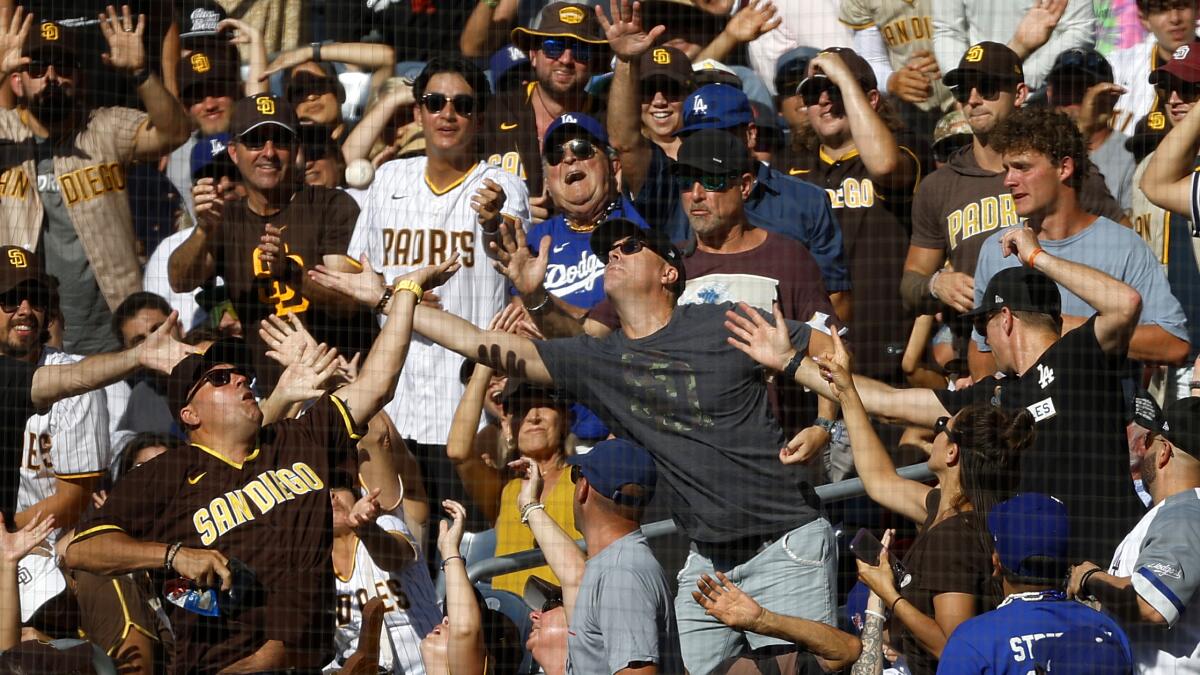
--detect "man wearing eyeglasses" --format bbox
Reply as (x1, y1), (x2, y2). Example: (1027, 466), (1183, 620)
(167, 94), (375, 390)
(486, 2), (608, 208)
(1066, 395), (1200, 674)
(0, 11), (190, 355)
(904, 42), (1125, 371)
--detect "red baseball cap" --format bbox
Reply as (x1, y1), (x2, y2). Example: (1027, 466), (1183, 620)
(1151, 42), (1200, 85)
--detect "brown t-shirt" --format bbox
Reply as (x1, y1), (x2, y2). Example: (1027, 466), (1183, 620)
(894, 489), (999, 675)
(73, 395), (362, 674)
(214, 186), (375, 386)
(910, 144), (1126, 276)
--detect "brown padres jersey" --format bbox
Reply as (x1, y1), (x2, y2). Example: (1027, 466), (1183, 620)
(73, 395), (362, 674)
(793, 146), (918, 382)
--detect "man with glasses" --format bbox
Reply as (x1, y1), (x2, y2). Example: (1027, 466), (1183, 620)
(347, 57), (530, 537)
(312, 214), (839, 673)
(1111, 0), (1200, 134)
(904, 42), (1124, 369)
(487, 2), (608, 204)
(0, 11), (190, 355)
(67, 256), (459, 674)
(513, 439), (681, 673)
(168, 94), (374, 389)
(1046, 48), (1136, 215)
(1067, 395), (1200, 673)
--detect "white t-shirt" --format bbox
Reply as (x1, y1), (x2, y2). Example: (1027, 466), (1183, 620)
(1111, 36), (1166, 136)
(348, 157), (530, 444)
(330, 514), (442, 674)
(143, 227), (211, 333)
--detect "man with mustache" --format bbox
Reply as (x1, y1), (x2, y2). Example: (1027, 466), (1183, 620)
(167, 94), (374, 390)
(0, 9), (190, 355)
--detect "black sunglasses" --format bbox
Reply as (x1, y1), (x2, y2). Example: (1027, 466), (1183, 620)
(421, 92), (476, 116)
(673, 172), (738, 192)
(539, 37), (598, 63)
(1156, 76), (1200, 103)
(640, 78), (687, 102)
(972, 310), (999, 337)
(186, 366), (253, 404)
(540, 597), (564, 613)
(950, 76), (1008, 104)
(546, 138), (599, 166)
(933, 416), (961, 443)
(570, 464), (583, 482)
(798, 77), (841, 107)
(23, 60), (76, 79)
(238, 130), (296, 151)
(0, 288), (49, 314)
(286, 79), (336, 103)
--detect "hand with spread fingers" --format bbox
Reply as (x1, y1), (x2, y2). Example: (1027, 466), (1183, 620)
(270, 340), (340, 405)
(259, 314), (320, 368)
(0, 512), (54, 564)
(692, 572), (765, 633)
(489, 218), (549, 298)
(596, 0), (666, 63)
(723, 0), (781, 44)
(0, 6), (31, 77)
(98, 4), (147, 73)
(348, 488), (384, 528)
(134, 312), (193, 374)
(724, 301), (795, 373)
(308, 255), (387, 308)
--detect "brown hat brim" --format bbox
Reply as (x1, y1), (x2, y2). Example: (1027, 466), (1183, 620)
(510, 27), (609, 52)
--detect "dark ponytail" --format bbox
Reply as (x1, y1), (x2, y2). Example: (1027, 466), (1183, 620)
(952, 404), (1035, 517)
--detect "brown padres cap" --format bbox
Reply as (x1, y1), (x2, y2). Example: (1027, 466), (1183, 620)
(640, 46), (692, 87)
(0, 246), (52, 295)
(27, 20), (78, 63)
(230, 94), (298, 137)
(511, 2), (608, 51)
(817, 47), (877, 91)
(944, 41), (1024, 88)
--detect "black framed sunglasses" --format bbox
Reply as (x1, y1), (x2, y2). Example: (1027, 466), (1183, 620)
(950, 76), (1007, 104)
(673, 172), (738, 193)
(933, 416), (962, 443)
(600, 238), (646, 264)
(546, 138), (599, 166)
(237, 129), (296, 151)
(972, 310), (999, 337)
(540, 597), (564, 613)
(1156, 76), (1200, 103)
(23, 60), (76, 79)
(539, 37), (598, 63)
(570, 464), (583, 482)
(640, 78), (687, 102)
(0, 288), (49, 314)
(798, 77), (841, 107)
(421, 92), (476, 116)
(186, 366), (253, 404)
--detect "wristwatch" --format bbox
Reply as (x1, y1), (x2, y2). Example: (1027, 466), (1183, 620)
(780, 350), (804, 382)
(813, 417), (837, 433)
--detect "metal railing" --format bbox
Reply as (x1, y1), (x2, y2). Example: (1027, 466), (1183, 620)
(467, 462), (935, 583)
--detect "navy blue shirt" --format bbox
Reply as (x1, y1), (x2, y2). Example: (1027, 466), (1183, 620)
(632, 145), (850, 293)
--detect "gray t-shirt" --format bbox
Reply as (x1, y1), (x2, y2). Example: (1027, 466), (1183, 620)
(535, 302), (819, 544)
(567, 530), (681, 675)
(166, 133), (198, 218)
(35, 140), (118, 355)
(972, 218), (1189, 351)
(1091, 131), (1136, 215)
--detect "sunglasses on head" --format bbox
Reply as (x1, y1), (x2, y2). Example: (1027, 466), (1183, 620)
(798, 77), (841, 107)
(1047, 73), (1099, 106)
(238, 129), (296, 151)
(950, 76), (1008, 104)
(546, 137), (599, 166)
(0, 287), (49, 314)
(421, 92), (476, 116)
(186, 366), (253, 404)
(673, 172), (739, 192)
(539, 37), (598, 63)
(600, 238), (646, 264)
(23, 60), (76, 79)
(933, 416), (962, 443)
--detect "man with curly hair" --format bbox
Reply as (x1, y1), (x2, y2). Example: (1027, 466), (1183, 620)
(970, 107), (1189, 381)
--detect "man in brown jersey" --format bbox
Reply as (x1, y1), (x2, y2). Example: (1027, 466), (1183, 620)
(65, 257), (459, 674)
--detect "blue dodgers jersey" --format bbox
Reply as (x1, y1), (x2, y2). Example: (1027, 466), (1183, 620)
(937, 593), (1133, 674)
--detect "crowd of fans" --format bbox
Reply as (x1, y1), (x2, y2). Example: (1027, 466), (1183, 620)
(0, 0), (1199, 673)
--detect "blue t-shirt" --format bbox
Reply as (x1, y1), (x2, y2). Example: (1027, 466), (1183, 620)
(938, 592), (1133, 674)
(632, 146), (850, 293)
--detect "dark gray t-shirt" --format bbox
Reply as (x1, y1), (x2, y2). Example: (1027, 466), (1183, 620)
(567, 530), (681, 675)
(535, 302), (819, 543)
(35, 140), (118, 355)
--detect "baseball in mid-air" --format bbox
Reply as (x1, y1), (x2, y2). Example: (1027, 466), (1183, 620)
(345, 159), (375, 189)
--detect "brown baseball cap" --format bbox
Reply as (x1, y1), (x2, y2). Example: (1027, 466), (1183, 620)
(640, 46), (692, 87)
(945, 42), (1024, 88)
(1150, 43), (1200, 85)
(27, 20), (78, 63)
(230, 94), (298, 137)
(0, 246), (52, 295)
(164, 338), (254, 422)
(179, 41), (241, 97)
(512, 2), (608, 52)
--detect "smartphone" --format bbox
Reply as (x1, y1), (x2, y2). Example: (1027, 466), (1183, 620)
(850, 528), (913, 588)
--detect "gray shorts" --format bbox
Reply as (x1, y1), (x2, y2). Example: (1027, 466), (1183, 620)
(674, 518), (837, 674)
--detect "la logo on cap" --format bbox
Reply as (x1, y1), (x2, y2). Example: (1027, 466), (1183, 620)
(652, 48), (671, 65)
(692, 96), (708, 115)
(41, 22), (59, 41)
(191, 53), (211, 73)
(256, 96), (275, 115)
(1176, 45), (1191, 60)
(560, 113), (577, 124)
(994, 294), (1004, 303)
(558, 6), (585, 24)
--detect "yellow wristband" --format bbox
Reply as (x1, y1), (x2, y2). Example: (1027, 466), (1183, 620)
(393, 279), (423, 302)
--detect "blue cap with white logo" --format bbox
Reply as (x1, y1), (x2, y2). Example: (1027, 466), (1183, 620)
(489, 44), (530, 88)
(676, 84), (754, 136)
(190, 133), (235, 180)
(543, 112), (609, 148)
(566, 438), (657, 507)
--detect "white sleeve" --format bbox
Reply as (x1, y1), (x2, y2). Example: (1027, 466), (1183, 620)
(853, 26), (896, 95)
(48, 389), (111, 479)
(347, 171), (386, 272)
(1018, 0), (1096, 89)
(495, 169), (531, 223)
(933, 0), (971, 79)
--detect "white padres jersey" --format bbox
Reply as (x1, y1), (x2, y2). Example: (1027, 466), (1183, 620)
(838, 0), (952, 112)
(348, 157), (530, 444)
(1130, 154), (1170, 271)
(1111, 36), (1171, 135)
(332, 514), (442, 674)
(18, 349), (111, 546)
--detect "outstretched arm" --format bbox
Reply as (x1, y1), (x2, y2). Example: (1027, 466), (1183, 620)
(513, 459), (586, 619)
(1143, 99), (1200, 215)
(438, 501), (487, 675)
(0, 513), (54, 651)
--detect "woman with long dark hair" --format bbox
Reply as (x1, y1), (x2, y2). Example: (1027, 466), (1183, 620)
(818, 330), (1033, 674)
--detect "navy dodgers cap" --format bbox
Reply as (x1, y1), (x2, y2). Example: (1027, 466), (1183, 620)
(566, 438), (657, 507)
(676, 84), (754, 136)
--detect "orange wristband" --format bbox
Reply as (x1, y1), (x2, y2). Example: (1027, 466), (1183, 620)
(1026, 247), (1045, 268)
